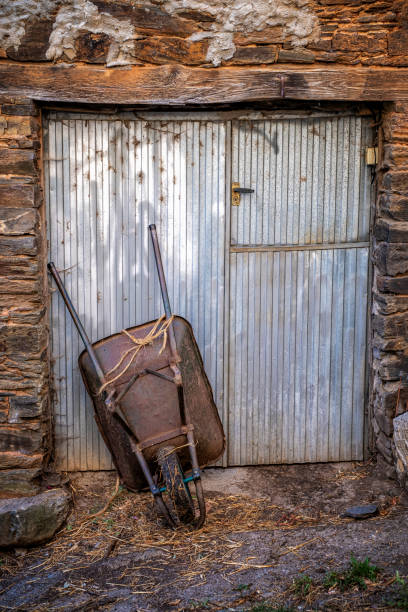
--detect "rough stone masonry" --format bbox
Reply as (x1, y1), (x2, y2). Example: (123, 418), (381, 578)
(0, 0), (408, 495)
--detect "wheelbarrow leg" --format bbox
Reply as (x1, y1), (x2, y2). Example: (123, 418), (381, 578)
(130, 439), (177, 528)
(185, 426), (206, 529)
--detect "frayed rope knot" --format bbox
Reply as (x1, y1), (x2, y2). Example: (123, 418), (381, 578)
(99, 314), (174, 394)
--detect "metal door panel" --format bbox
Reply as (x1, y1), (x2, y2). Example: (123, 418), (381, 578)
(231, 116), (371, 247)
(45, 113), (227, 470)
(228, 115), (373, 464)
(228, 247), (369, 465)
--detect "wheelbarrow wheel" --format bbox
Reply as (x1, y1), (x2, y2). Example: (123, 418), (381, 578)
(156, 445), (195, 525)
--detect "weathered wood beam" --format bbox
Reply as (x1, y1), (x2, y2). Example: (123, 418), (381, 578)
(1, 63), (408, 104)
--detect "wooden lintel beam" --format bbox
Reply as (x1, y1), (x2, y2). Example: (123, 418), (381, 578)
(0, 63), (408, 104)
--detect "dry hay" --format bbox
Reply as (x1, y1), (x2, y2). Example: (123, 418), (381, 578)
(0, 474), (401, 609)
(0, 476), (331, 601)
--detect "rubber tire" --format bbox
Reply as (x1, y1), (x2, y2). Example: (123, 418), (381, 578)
(156, 445), (194, 525)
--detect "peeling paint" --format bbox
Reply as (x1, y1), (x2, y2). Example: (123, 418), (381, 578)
(159, 0), (320, 66)
(46, 0), (139, 67)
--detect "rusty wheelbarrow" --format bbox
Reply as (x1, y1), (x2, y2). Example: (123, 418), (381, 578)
(48, 225), (225, 528)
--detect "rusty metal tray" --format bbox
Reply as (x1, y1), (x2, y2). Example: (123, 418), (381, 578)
(78, 316), (225, 492)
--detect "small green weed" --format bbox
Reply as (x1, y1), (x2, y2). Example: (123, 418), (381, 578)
(103, 517), (114, 529)
(387, 571), (408, 610)
(292, 574), (313, 597)
(234, 583), (251, 592)
(249, 605), (293, 612)
(324, 555), (379, 592)
(189, 599), (210, 609)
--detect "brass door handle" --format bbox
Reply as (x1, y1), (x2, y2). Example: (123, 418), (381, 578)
(231, 183), (254, 206)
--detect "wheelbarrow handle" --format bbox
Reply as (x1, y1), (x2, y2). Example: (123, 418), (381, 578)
(47, 262), (106, 386)
(148, 224), (172, 320)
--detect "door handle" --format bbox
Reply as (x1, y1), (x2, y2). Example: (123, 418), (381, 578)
(231, 182), (254, 206)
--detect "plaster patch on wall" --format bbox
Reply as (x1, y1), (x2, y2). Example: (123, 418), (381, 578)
(46, 0), (138, 66)
(159, 0), (320, 66)
(0, 0), (59, 52)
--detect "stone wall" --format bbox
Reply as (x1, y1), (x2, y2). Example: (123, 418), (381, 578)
(373, 101), (408, 476)
(0, 0), (407, 69)
(0, 97), (50, 495)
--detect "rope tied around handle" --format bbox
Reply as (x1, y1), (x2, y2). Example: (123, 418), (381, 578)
(98, 314), (175, 394)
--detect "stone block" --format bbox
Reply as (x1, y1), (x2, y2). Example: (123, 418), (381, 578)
(232, 46), (278, 65)
(394, 411), (408, 489)
(307, 37), (331, 51)
(0, 150), (37, 177)
(378, 353), (408, 382)
(75, 32), (112, 64)
(5, 19), (55, 63)
(0, 303), (45, 325)
(92, 1), (195, 37)
(0, 357), (47, 391)
(0, 396), (8, 423)
(0, 236), (37, 257)
(132, 36), (207, 65)
(374, 291), (408, 314)
(373, 377), (400, 417)
(9, 396), (42, 422)
(374, 242), (408, 276)
(0, 257), (40, 279)
(0, 277), (42, 295)
(0, 425), (43, 454)
(374, 219), (408, 242)
(377, 275), (408, 294)
(383, 143), (408, 169)
(0, 451), (42, 469)
(376, 429), (394, 462)
(277, 49), (315, 63)
(0, 324), (47, 357)
(0, 208), (37, 235)
(374, 332), (408, 352)
(383, 114), (408, 143)
(373, 312), (408, 339)
(332, 31), (387, 53)
(383, 171), (408, 195)
(374, 402), (394, 436)
(234, 27), (284, 45)
(388, 29), (408, 56)
(174, 9), (215, 23)
(1, 103), (38, 116)
(379, 193), (408, 221)
(0, 116), (33, 139)
(0, 488), (70, 547)
(0, 183), (38, 208)
(0, 467), (41, 496)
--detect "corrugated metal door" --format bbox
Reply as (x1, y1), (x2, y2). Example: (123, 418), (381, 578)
(45, 112), (227, 470)
(45, 111), (373, 470)
(228, 116), (373, 464)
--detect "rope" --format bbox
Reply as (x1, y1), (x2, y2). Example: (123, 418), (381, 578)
(99, 314), (174, 394)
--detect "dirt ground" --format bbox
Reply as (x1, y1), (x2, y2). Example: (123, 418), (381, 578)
(1, 460), (408, 611)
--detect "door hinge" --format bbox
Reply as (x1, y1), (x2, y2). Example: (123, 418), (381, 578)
(365, 147), (378, 166)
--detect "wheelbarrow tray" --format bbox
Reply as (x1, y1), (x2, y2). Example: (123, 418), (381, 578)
(79, 315), (225, 492)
